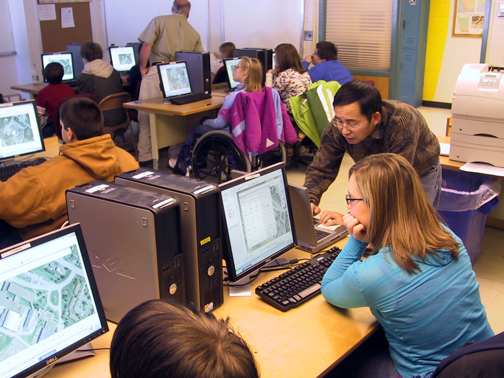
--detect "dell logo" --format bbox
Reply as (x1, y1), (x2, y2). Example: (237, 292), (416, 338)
(90, 251), (136, 280)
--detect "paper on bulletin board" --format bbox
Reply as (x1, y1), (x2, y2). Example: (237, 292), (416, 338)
(38, 4), (56, 21)
(61, 7), (75, 28)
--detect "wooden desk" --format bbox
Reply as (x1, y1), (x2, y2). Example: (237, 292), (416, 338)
(44, 238), (377, 378)
(10, 83), (48, 99)
(123, 96), (225, 169)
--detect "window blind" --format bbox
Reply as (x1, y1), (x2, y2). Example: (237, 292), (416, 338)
(325, 0), (393, 70)
(0, 0), (15, 55)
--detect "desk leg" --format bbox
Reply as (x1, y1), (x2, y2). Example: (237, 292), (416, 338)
(150, 111), (217, 170)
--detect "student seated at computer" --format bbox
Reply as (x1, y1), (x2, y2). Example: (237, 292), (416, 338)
(212, 42), (236, 84)
(110, 299), (259, 378)
(0, 97), (139, 249)
(36, 62), (76, 138)
(320, 153), (493, 378)
(77, 41), (125, 127)
(266, 43), (311, 115)
(169, 56), (262, 168)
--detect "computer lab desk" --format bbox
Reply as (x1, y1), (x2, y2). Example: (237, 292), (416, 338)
(45, 236), (378, 378)
(123, 95), (225, 169)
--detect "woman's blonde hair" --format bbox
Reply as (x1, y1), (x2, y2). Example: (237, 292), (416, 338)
(240, 56), (263, 93)
(349, 153), (459, 274)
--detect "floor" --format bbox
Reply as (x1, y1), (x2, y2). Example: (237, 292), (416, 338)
(153, 105), (504, 335)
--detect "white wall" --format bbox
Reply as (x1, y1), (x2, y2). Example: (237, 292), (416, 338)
(103, 0), (210, 50)
(487, 0), (504, 64)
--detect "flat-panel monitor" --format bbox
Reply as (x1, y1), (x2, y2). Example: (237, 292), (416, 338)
(0, 101), (45, 166)
(41, 52), (75, 82)
(223, 57), (241, 91)
(219, 162), (297, 282)
(272, 52), (276, 70)
(157, 61), (193, 101)
(0, 224), (108, 378)
(109, 45), (137, 72)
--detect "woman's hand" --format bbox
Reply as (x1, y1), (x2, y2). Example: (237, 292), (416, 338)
(319, 210), (344, 226)
(343, 213), (369, 243)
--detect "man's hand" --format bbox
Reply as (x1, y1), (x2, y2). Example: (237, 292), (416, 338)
(311, 203), (321, 216)
(319, 210), (344, 226)
(343, 213), (368, 243)
(303, 55), (313, 64)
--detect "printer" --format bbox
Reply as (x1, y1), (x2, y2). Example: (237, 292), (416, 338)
(450, 64), (504, 167)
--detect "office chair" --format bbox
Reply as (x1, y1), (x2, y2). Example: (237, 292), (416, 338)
(98, 92), (139, 159)
(53, 94), (95, 138)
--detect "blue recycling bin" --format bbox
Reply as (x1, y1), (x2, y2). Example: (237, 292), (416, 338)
(437, 169), (500, 265)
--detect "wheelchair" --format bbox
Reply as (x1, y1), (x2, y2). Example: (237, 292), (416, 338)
(181, 130), (286, 184)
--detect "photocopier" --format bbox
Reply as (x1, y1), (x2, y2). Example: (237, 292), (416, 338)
(450, 64), (504, 167)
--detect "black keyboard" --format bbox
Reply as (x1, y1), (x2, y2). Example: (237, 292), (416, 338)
(255, 246), (341, 312)
(169, 92), (211, 105)
(0, 158), (47, 182)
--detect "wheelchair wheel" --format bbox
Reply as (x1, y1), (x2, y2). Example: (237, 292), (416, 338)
(255, 140), (287, 170)
(192, 131), (251, 183)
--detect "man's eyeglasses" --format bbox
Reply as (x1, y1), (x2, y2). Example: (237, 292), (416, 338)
(335, 118), (361, 131)
(345, 194), (364, 205)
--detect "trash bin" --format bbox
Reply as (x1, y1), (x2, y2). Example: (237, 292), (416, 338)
(437, 169), (501, 265)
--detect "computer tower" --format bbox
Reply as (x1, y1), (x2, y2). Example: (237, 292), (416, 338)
(233, 48), (272, 84)
(175, 51), (212, 95)
(66, 180), (183, 323)
(66, 43), (84, 80)
(246, 47), (274, 72)
(115, 169), (223, 312)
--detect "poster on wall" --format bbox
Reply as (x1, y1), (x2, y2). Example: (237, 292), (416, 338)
(453, 0), (485, 36)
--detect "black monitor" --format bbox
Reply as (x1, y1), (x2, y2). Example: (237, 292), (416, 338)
(0, 101), (45, 166)
(0, 224), (108, 378)
(41, 52), (76, 83)
(223, 57), (242, 91)
(109, 45), (137, 72)
(219, 162), (297, 283)
(156, 61), (193, 101)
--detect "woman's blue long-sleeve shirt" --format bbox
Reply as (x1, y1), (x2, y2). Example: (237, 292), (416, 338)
(321, 229), (493, 378)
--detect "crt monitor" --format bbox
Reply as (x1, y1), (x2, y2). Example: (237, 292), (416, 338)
(109, 45), (137, 72)
(0, 223), (108, 378)
(0, 101), (45, 166)
(219, 162), (297, 282)
(223, 57), (242, 91)
(41, 52), (75, 82)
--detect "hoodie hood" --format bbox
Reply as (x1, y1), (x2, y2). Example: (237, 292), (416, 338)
(60, 135), (125, 179)
(82, 59), (114, 78)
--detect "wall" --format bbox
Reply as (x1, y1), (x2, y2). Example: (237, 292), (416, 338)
(423, 0), (502, 104)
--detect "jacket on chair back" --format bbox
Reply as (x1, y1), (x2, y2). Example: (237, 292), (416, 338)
(220, 87), (297, 157)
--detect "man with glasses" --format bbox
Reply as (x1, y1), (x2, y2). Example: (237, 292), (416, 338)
(305, 80), (441, 225)
(302, 41), (353, 85)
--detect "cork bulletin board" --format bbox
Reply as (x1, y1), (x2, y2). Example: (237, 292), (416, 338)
(38, 1), (93, 53)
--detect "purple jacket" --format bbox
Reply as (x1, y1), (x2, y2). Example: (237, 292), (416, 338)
(220, 87), (297, 156)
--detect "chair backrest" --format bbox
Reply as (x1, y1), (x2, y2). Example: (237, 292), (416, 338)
(53, 93), (94, 138)
(97, 92), (131, 112)
(432, 331), (504, 378)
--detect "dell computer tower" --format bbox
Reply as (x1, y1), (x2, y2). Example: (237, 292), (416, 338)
(66, 180), (183, 322)
(175, 51), (212, 95)
(115, 169), (223, 312)
(66, 43), (84, 80)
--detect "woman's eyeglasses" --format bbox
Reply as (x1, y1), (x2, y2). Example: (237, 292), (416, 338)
(345, 194), (364, 205)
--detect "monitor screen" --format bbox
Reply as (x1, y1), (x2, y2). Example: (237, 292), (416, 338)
(223, 58), (241, 90)
(156, 61), (193, 100)
(219, 162), (296, 282)
(272, 52), (276, 70)
(41, 52), (75, 82)
(109, 46), (137, 72)
(0, 101), (45, 163)
(0, 224), (108, 378)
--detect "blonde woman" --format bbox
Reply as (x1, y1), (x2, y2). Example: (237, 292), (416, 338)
(321, 153), (493, 378)
(184, 56), (262, 144)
